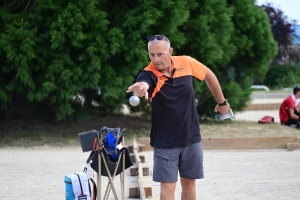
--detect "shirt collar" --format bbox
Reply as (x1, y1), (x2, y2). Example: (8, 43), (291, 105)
(291, 94), (298, 105)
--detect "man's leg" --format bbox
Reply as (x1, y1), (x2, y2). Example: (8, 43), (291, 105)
(295, 103), (300, 113)
(295, 105), (300, 128)
(160, 182), (176, 200)
(290, 105), (300, 128)
(181, 177), (196, 200)
(285, 118), (298, 127)
(153, 147), (181, 200)
(178, 142), (204, 200)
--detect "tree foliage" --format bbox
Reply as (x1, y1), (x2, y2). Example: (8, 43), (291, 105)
(0, 0), (277, 122)
(1, 0), (113, 121)
(260, 3), (297, 65)
(260, 3), (297, 47)
(180, 0), (277, 118)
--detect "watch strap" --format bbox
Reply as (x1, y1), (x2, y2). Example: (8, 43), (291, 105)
(218, 99), (228, 106)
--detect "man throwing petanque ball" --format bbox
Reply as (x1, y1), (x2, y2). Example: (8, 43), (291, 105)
(126, 34), (230, 200)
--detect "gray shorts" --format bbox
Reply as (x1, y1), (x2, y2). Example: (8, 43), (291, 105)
(153, 141), (204, 182)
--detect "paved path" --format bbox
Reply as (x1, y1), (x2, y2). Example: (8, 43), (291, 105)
(234, 110), (280, 123)
(0, 146), (300, 200)
(234, 96), (284, 123)
(251, 93), (290, 99)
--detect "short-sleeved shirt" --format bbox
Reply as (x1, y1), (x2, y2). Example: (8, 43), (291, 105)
(136, 56), (207, 148)
(279, 95), (296, 124)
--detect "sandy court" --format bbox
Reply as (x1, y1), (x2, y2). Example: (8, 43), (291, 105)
(143, 150), (300, 200)
(0, 146), (300, 200)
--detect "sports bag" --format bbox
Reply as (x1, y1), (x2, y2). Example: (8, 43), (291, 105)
(65, 170), (96, 200)
(258, 115), (274, 124)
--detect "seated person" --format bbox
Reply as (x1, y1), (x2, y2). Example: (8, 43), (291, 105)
(279, 84), (300, 128)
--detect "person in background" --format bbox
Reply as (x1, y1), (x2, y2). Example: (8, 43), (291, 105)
(279, 84), (300, 128)
(126, 34), (230, 200)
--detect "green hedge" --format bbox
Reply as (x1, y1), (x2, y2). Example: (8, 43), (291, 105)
(264, 65), (300, 89)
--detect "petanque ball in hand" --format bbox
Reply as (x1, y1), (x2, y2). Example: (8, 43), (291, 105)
(129, 96), (140, 106)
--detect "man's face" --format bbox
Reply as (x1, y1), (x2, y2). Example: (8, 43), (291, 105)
(148, 40), (173, 71)
(296, 90), (300, 98)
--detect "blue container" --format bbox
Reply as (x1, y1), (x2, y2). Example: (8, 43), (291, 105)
(64, 176), (75, 200)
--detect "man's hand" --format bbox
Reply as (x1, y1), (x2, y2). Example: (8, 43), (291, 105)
(289, 108), (300, 121)
(214, 104), (230, 115)
(126, 82), (149, 100)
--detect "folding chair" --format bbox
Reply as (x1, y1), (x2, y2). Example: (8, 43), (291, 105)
(86, 127), (133, 200)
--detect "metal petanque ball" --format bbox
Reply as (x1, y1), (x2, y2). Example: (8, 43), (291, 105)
(129, 96), (140, 106)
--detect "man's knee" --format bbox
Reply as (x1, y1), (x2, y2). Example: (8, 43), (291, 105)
(161, 182), (176, 192)
(294, 107), (300, 117)
(295, 104), (300, 114)
(181, 177), (196, 188)
(160, 182), (176, 200)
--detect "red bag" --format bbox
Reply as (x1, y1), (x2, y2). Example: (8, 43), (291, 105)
(258, 116), (274, 124)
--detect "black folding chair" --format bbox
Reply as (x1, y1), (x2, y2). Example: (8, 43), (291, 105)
(84, 127), (133, 200)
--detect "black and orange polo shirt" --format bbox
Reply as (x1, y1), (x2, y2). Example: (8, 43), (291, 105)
(136, 56), (207, 149)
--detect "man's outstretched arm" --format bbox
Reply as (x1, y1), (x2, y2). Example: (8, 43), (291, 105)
(126, 82), (149, 100)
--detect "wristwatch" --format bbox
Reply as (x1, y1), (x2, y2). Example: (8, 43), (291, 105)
(218, 99), (228, 106)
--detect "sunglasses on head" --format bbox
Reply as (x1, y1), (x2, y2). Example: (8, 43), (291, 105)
(147, 34), (170, 44)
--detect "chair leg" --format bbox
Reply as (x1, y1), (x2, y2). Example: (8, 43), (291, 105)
(122, 152), (125, 199)
(104, 154), (123, 200)
(97, 150), (128, 200)
(97, 153), (101, 200)
(104, 154), (122, 200)
(101, 153), (119, 200)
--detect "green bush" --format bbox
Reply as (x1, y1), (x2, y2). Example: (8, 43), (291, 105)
(0, 0), (277, 122)
(264, 65), (300, 89)
(196, 78), (252, 119)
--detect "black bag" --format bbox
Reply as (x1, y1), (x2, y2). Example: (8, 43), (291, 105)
(78, 127), (126, 153)
(87, 147), (133, 177)
(98, 126), (125, 154)
(81, 126), (133, 176)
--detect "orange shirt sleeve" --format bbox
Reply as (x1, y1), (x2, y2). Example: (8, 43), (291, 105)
(185, 56), (207, 81)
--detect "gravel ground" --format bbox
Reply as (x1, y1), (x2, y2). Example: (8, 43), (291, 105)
(0, 146), (299, 200)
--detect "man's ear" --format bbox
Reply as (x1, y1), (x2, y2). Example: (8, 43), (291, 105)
(169, 47), (173, 55)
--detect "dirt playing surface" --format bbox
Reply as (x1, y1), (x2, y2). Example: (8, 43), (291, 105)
(0, 111), (300, 200)
(1, 146), (300, 200)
